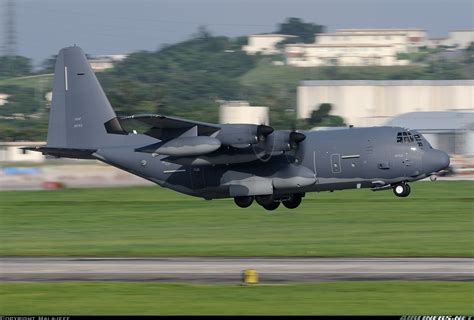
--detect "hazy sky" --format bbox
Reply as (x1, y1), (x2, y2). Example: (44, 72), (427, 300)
(1, 0), (473, 65)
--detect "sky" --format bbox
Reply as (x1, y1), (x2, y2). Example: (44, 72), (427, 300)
(1, 0), (473, 66)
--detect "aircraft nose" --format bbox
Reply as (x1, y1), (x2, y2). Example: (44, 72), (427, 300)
(423, 149), (450, 174)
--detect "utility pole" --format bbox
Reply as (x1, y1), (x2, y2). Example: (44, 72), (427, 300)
(3, 0), (18, 56)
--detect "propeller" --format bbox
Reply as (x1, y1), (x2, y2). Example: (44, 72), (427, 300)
(289, 131), (306, 149)
(256, 124), (274, 142)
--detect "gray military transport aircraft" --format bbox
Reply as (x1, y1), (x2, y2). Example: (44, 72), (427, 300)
(26, 46), (450, 210)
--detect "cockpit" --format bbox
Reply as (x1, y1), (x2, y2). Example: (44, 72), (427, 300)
(396, 130), (429, 148)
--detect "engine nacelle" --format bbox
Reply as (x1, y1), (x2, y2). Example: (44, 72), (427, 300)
(264, 131), (306, 153)
(215, 124), (273, 146)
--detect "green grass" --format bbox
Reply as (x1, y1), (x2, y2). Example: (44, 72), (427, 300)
(239, 59), (427, 88)
(1, 281), (472, 315)
(0, 181), (472, 257)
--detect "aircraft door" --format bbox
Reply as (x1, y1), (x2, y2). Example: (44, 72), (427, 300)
(191, 167), (206, 189)
(330, 153), (342, 174)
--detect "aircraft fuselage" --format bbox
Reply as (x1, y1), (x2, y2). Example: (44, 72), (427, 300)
(94, 126), (449, 204)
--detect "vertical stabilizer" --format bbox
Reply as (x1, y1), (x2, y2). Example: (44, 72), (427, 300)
(46, 46), (118, 149)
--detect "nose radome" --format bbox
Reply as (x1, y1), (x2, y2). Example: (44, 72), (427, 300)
(439, 150), (450, 170)
(423, 149), (450, 174)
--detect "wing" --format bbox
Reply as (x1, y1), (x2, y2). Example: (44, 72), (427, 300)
(105, 113), (302, 165)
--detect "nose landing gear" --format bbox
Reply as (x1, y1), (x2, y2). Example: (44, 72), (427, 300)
(393, 183), (411, 197)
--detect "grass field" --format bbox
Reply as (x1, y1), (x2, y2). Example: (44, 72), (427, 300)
(1, 281), (473, 315)
(0, 181), (472, 257)
(239, 59), (426, 88)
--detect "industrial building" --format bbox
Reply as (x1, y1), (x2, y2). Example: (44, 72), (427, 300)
(0, 141), (46, 162)
(385, 111), (474, 156)
(297, 80), (474, 127)
(219, 101), (269, 125)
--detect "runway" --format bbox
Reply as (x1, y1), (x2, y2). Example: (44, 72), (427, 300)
(1, 257), (473, 282)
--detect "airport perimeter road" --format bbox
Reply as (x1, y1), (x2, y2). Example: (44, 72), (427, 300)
(1, 257), (473, 282)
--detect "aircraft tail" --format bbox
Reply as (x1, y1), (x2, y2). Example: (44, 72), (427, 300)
(46, 46), (122, 150)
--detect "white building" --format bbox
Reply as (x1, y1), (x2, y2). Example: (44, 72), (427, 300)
(0, 93), (9, 106)
(297, 80), (474, 127)
(337, 28), (427, 48)
(286, 43), (407, 67)
(444, 30), (474, 49)
(0, 141), (46, 162)
(88, 54), (128, 72)
(427, 30), (474, 49)
(219, 101), (269, 125)
(285, 28), (427, 67)
(243, 34), (297, 55)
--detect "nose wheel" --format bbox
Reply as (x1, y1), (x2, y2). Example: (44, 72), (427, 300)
(393, 183), (411, 197)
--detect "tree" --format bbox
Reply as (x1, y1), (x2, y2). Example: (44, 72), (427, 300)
(40, 55), (57, 73)
(465, 42), (474, 64)
(306, 103), (345, 127)
(309, 103), (332, 124)
(276, 17), (325, 43)
(0, 56), (33, 77)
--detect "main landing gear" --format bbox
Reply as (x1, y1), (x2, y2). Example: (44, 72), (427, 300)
(393, 183), (411, 198)
(234, 194), (304, 210)
(255, 195), (280, 211)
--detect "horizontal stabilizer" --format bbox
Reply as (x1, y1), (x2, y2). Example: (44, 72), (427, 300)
(22, 146), (96, 159)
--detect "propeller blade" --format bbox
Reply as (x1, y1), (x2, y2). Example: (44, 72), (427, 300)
(289, 131), (306, 149)
(257, 125), (274, 142)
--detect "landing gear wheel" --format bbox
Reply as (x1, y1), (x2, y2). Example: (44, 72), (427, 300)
(255, 195), (280, 211)
(234, 196), (254, 208)
(393, 183), (411, 197)
(262, 201), (280, 211)
(282, 194), (302, 209)
(255, 195), (274, 207)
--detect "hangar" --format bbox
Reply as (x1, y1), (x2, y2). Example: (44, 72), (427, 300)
(297, 80), (474, 127)
(385, 111), (474, 156)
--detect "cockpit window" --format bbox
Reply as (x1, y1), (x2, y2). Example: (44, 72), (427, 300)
(397, 131), (415, 143)
(396, 131), (421, 144)
(413, 133), (424, 147)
